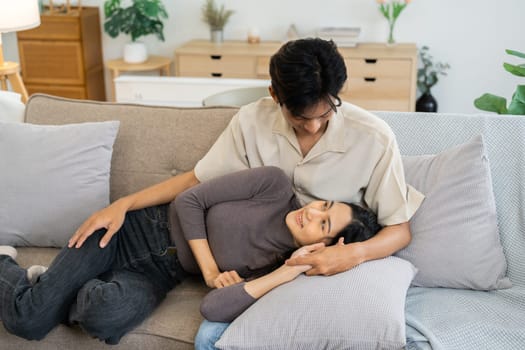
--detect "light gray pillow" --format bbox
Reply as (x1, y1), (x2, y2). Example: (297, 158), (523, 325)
(398, 134), (511, 290)
(0, 121), (120, 247)
(216, 256), (417, 350)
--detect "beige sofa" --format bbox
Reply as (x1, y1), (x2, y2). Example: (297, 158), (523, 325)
(3, 93), (525, 350)
(1, 94), (239, 349)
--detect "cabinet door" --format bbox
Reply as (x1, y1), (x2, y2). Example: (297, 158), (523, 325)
(19, 41), (85, 85)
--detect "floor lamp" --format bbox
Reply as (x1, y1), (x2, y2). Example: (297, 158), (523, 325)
(0, 0), (40, 103)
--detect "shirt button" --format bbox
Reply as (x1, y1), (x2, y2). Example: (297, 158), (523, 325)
(170, 169), (178, 176)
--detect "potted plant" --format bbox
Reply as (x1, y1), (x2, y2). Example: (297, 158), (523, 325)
(416, 46), (450, 112)
(377, 0), (412, 44)
(201, 0), (234, 43)
(104, 0), (168, 63)
(474, 49), (525, 115)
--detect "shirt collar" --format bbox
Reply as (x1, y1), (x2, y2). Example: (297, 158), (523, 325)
(272, 107), (347, 154)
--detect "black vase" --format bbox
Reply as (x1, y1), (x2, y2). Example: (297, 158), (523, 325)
(416, 92), (438, 112)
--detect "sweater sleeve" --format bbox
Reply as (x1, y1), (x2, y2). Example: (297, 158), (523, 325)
(200, 282), (257, 323)
(173, 166), (292, 241)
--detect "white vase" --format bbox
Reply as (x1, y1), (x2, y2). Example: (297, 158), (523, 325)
(210, 30), (223, 44)
(123, 42), (148, 64)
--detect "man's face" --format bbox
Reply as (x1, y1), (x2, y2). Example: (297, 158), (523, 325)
(280, 99), (336, 137)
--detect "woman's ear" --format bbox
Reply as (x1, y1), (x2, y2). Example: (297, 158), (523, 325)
(268, 86), (279, 104)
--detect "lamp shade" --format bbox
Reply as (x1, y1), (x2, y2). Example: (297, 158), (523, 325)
(0, 0), (41, 33)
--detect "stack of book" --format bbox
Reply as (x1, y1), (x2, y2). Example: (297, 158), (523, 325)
(317, 27), (361, 47)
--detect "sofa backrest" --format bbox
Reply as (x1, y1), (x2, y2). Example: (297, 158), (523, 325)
(24, 94), (524, 286)
(376, 111), (525, 286)
(25, 94), (237, 202)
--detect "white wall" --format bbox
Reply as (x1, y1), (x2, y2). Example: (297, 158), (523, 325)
(3, 0), (524, 113)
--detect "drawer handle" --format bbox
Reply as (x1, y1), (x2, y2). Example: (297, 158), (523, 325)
(364, 59), (378, 64)
(210, 55), (222, 60)
(364, 77), (377, 82)
(211, 73), (223, 77)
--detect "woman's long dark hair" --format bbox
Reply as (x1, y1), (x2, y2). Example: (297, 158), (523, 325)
(332, 203), (383, 245)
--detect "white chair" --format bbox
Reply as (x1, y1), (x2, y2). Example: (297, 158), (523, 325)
(202, 86), (270, 107)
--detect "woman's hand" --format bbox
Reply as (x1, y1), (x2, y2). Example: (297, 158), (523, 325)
(283, 242), (326, 276)
(68, 198), (129, 249)
(210, 270), (244, 288)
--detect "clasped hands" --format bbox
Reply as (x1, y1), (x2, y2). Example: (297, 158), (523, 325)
(208, 240), (355, 289)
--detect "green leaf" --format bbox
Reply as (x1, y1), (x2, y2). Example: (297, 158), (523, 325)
(507, 85), (525, 115)
(506, 49), (525, 59)
(503, 63), (525, 77)
(474, 93), (508, 114)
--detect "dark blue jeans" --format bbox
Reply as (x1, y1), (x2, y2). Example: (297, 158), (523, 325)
(0, 204), (185, 344)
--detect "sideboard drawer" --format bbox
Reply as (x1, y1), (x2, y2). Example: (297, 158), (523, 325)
(341, 77), (412, 111)
(256, 56), (271, 79)
(177, 54), (256, 78)
(346, 59), (412, 79)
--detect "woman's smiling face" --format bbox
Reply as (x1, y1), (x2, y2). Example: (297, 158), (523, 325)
(285, 201), (352, 246)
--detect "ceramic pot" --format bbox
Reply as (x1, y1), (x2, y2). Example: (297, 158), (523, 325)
(123, 42), (148, 64)
(416, 92), (438, 112)
(210, 30), (223, 44)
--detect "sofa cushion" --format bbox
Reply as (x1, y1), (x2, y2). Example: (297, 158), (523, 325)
(24, 94), (237, 202)
(398, 134), (511, 290)
(0, 121), (119, 247)
(217, 256), (416, 350)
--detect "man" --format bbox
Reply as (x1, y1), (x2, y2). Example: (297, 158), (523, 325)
(69, 38), (423, 348)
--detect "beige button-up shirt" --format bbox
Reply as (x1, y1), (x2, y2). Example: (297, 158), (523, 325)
(195, 98), (423, 226)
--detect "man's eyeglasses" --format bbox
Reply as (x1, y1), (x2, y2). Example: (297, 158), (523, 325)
(294, 96), (342, 120)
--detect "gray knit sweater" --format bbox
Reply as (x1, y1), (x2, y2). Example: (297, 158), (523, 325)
(169, 166), (300, 322)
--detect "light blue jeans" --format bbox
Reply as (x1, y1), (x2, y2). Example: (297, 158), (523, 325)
(195, 320), (230, 350)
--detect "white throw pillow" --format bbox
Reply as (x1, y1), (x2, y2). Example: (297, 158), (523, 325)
(0, 91), (25, 123)
(398, 134), (511, 290)
(217, 257), (417, 350)
(0, 121), (120, 247)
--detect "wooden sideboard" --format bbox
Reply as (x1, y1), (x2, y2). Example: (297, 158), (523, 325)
(174, 40), (417, 111)
(17, 7), (106, 101)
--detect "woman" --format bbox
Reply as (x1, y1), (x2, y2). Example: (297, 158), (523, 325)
(0, 167), (381, 343)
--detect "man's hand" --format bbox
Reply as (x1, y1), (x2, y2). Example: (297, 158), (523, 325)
(68, 199), (128, 249)
(286, 238), (365, 276)
(211, 270), (244, 288)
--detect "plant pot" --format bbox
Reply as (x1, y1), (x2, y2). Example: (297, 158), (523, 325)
(123, 42), (148, 64)
(416, 92), (438, 112)
(210, 30), (223, 44)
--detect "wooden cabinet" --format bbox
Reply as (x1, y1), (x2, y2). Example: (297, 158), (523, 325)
(17, 7), (106, 100)
(175, 40), (280, 79)
(339, 43), (417, 112)
(174, 40), (417, 111)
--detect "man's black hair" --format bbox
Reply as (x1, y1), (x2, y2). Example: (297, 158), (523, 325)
(269, 37), (347, 117)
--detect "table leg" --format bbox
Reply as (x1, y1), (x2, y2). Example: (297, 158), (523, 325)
(0, 75), (7, 91)
(161, 63), (171, 76)
(7, 72), (29, 103)
(110, 69), (119, 102)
